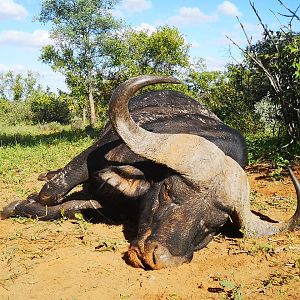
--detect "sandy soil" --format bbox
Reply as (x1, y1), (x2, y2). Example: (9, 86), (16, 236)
(0, 165), (299, 300)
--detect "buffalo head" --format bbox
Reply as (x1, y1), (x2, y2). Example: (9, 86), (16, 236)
(104, 75), (300, 269)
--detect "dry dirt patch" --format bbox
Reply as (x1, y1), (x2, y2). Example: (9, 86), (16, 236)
(0, 166), (299, 300)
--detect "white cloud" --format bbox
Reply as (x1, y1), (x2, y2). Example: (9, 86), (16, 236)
(134, 23), (156, 34)
(110, 8), (123, 18)
(0, 64), (68, 92)
(122, 0), (152, 13)
(218, 1), (242, 17)
(0, 0), (28, 21)
(167, 7), (218, 27)
(0, 30), (52, 48)
(0, 63), (27, 72)
(190, 41), (201, 49)
(205, 56), (228, 71)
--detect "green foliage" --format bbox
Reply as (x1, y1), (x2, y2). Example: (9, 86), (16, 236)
(96, 25), (193, 110)
(186, 58), (222, 97)
(0, 71), (39, 102)
(194, 31), (300, 155)
(29, 90), (71, 124)
(107, 25), (190, 79)
(40, 23), (193, 123)
(95, 239), (128, 252)
(38, 0), (122, 125)
(0, 123), (99, 197)
(190, 66), (259, 134)
(254, 92), (280, 133)
(287, 35), (300, 78)
(0, 99), (32, 125)
(246, 132), (299, 164)
(245, 30), (300, 141)
(0, 71), (69, 125)
(184, 59), (282, 135)
(218, 279), (243, 300)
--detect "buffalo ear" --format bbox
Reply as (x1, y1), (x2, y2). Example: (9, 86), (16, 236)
(96, 165), (151, 197)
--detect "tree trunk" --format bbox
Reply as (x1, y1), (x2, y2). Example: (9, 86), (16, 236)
(88, 76), (96, 127)
(82, 107), (87, 124)
(279, 94), (299, 143)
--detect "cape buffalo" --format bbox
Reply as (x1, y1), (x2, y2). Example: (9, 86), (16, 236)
(1, 75), (299, 270)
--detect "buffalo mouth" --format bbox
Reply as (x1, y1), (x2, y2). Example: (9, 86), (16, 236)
(126, 240), (192, 270)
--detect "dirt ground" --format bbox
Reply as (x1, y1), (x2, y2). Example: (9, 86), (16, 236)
(0, 165), (299, 300)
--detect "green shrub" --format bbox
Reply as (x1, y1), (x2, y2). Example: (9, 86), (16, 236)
(246, 132), (299, 164)
(0, 99), (32, 125)
(29, 91), (71, 124)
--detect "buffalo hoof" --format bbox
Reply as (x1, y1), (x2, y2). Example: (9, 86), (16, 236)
(0, 200), (22, 219)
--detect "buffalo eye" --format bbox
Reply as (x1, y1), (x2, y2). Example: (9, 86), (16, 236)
(161, 182), (175, 204)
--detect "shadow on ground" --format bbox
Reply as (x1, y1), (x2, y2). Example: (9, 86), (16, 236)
(0, 126), (102, 147)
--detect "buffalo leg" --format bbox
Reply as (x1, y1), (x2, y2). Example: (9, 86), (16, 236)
(37, 140), (107, 206)
(0, 199), (102, 221)
(37, 124), (118, 206)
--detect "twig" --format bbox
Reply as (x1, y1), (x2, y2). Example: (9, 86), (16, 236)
(227, 45), (240, 65)
(249, 1), (279, 53)
(225, 35), (281, 94)
(0, 282), (8, 291)
(269, 9), (288, 34)
(277, 0), (300, 23)
(236, 16), (252, 48)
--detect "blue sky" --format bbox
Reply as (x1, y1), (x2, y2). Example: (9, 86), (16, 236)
(0, 0), (299, 92)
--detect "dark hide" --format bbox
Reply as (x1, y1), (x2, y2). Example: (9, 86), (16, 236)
(39, 90), (246, 204)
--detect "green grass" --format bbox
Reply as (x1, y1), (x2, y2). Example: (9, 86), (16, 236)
(0, 123), (102, 198)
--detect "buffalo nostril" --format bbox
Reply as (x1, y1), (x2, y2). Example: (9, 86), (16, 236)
(143, 242), (165, 270)
(153, 245), (168, 265)
(126, 246), (144, 268)
(152, 244), (159, 266)
(143, 241), (189, 270)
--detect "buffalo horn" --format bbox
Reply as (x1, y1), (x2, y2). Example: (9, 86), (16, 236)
(109, 75), (226, 183)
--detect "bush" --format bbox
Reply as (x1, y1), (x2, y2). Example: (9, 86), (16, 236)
(29, 91), (71, 124)
(0, 99), (32, 125)
(246, 132), (300, 164)
(254, 92), (281, 133)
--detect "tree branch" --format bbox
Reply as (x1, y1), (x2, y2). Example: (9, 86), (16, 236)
(249, 1), (279, 53)
(277, 0), (300, 24)
(226, 34), (281, 94)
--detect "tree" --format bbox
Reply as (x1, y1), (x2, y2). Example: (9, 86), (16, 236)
(240, 30), (300, 143)
(38, 0), (122, 126)
(227, 1), (300, 144)
(186, 58), (222, 98)
(0, 71), (40, 102)
(106, 26), (191, 81)
(71, 25), (193, 119)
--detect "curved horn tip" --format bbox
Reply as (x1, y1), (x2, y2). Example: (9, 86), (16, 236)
(287, 166), (300, 229)
(288, 166), (300, 191)
(109, 75), (182, 107)
(128, 74), (181, 85)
